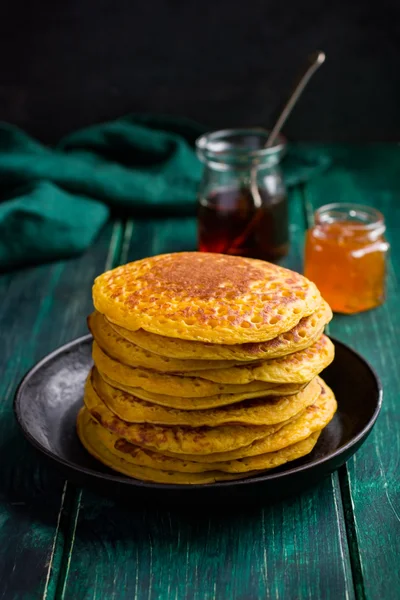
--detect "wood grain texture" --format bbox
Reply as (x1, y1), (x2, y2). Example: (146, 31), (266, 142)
(304, 147), (400, 600)
(2, 145), (399, 599)
(60, 209), (355, 600)
(0, 222), (122, 600)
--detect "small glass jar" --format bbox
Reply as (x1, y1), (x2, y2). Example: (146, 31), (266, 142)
(305, 203), (389, 314)
(195, 128), (289, 261)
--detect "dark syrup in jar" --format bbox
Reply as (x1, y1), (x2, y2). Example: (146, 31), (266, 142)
(198, 187), (289, 261)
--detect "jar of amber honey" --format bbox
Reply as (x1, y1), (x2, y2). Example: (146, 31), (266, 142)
(196, 128), (289, 261)
(305, 203), (389, 314)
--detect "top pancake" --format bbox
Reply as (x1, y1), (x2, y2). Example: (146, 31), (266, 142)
(93, 252), (321, 344)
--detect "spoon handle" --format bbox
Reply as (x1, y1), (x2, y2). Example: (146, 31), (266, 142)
(266, 51), (326, 148)
(226, 51), (326, 255)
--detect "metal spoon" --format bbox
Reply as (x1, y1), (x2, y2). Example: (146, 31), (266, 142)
(266, 51), (326, 148)
(226, 51), (326, 255)
(249, 51), (326, 208)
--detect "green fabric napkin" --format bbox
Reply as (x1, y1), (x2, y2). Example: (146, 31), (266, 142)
(0, 116), (331, 271)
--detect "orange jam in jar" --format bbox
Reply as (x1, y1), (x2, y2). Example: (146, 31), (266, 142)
(305, 203), (389, 314)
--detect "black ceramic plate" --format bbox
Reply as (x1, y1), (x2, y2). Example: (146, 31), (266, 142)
(14, 335), (382, 506)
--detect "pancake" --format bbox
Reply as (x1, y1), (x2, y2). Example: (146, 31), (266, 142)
(100, 370), (304, 410)
(91, 368), (320, 426)
(88, 311), (248, 372)
(109, 430), (321, 474)
(109, 300), (332, 361)
(77, 408), (319, 483)
(77, 409), (251, 484)
(93, 342), (285, 398)
(161, 378), (336, 462)
(93, 252), (321, 343)
(186, 335), (335, 385)
(84, 382), (302, 454)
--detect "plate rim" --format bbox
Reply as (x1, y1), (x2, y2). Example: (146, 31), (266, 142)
(13, 334), (383, 491)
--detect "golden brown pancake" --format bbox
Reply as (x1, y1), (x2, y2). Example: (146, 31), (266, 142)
(186, 335), (334, 385)
(77, 408), (320, 483)
(161, 378), (336, 462)
(88, 311), (251, 372)
(92, 342), (287, 398)
(93, 252), (321, 344)
(106, 430), (321, 474)
(109, 300), (332, 361)
(99, 370), (304, 410)
(77, 409), (252, 484)
(84, 381), (308, 455)
(91, 368), (320, 426)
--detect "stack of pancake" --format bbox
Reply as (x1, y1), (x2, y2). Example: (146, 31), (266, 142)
(77, 252), (337, 484)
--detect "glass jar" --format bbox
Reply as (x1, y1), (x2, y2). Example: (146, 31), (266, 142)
(305, 203), (389, 314)
(195, 128), (289, 261)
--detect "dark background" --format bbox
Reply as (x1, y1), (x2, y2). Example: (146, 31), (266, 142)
(1, 0), (399, 143)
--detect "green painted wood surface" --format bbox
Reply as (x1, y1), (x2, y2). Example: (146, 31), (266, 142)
(1, 146), (400, 599)
(304, 147), (400, 600)
(0, 223), (122, 599)
(59, 198), (355, 600)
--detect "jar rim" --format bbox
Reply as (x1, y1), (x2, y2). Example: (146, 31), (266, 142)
(196, 128), (286, 165)
(315, 203), (385, 231)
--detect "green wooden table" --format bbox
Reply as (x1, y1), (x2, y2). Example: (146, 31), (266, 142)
(1, 146), (399, 600)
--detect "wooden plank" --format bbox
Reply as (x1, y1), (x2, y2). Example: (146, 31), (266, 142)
(60, 205), (355, 599)
(0, 221), (122, 600)
(304, 146), (400, 600)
